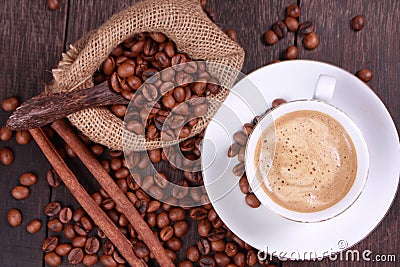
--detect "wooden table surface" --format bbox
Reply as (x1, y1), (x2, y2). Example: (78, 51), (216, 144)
(0, 0), (399, 266)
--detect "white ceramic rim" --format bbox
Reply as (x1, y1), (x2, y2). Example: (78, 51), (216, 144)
(245, 100), (370, 223)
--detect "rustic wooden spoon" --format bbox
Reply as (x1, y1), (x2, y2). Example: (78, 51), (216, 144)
(7, 81), (129, 131)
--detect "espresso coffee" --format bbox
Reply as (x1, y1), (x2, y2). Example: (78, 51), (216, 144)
(255, 110), (357, 213)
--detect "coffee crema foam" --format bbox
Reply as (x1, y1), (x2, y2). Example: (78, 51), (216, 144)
(255, 110), (357, 213)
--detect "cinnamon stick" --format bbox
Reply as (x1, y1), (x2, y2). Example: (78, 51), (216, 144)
(51, 119), (174, 267)
(29, 127), (145, 267)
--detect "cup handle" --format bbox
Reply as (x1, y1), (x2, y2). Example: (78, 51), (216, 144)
(313, 74), (336, 103)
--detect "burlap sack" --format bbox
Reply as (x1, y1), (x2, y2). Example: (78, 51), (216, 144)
(47, 0), (245, 151)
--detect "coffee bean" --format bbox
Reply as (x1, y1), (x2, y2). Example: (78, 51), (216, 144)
(46, 0), (61, 10)
(168, 207), (186, 221)
(246, 250), (258, 265)
(232, 162), (245, 177)
(207, 81), (220, 95)
(174, 220), (189, 237)
(55, 243), (72, 256)
(157, 211), (170, 228)
(160, 225), (174, 241)
(233, 131), (247, 145)
(227, 143), (240, 158)
(112, 251), (126, 264)
(272, 98), (287, 108)
(83, 254), (99, 266)
(81, 215), (93, 231)
(264, 30), (278, 45)
(58, 207), (73, 223)
(0, 147), (14, 165)
(46, 168), (62, 188)
(356, 68), (373, 82)
(63, 224), (76, 239)
(42, 236), (59, 252)
(351, 15), (365, 31)
(103, 240), (115, 255)
(166, 237), (183, 251)
(7, 208), (22, 227)
(303, 32), (319, 50)
(207, 228), (226, 241)
(211, 239), (225, 252)
(198, 218), (212, 237)
(171, 54), (187, 70)
(100, 255), (118, 267)
(45, 202), (62, 217)
(11, 185), (30, 200)
(47, 218), (63, 232)
(200, 255), (217, 267)
(68, 247), (84, 264)
(44, 252), (62, 267)
(207, 209), (218, 222)
(178, 261), (194, 267)
(299, 21), (314, 35)
(187, 245), (200, 262)
(84, 237), (100, 255)
(272, 21), (288, 39)
(245, 193), (261, 208)
(26, 219), (42, 234)
(134, 241), (150, 258)
(284, 16), (299, 32)
(15, 130), (31, 145)
(190, 207), (208, 220)
(111, 104), (127, 117)
(239, 175), (250, 194)
(2, 97), (19, 111)
(0, 125), (13, 141)
(225, 29), (238, 42)
(18, 172), (37, 186)
(234, 251), (246, 267)
(126, 119), (144, 135)
(144, 38), (158, 56)
(72, 236), (87, 248)
(284, 45), (298, 60)
(237, 146), (245, 163)
(198, 237), (211, 255)
(215, 252), (230, 266)
(74, 222), (89, 236)
(286, 3), (300, 17)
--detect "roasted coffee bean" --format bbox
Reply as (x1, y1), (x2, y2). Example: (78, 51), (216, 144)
(160, 225), (174, 241)
(72, 236), (87, 248)
(299, 21), (314, 35)
(233, 131), (247, 145)
(150, 32), (167, 43)
(0, 147), (14, 165)
(85, 237), (100, 255)
(114, 167), (129, 179)
(225, 242), (239, 257)
(42, 236), (59, 252)
(103, 240), (115, 255)
(198, 218), (212, 237)
(81, 215), (93, 231)
(234, 252), (246, 267)
(198, 237), (211, 255)
(144, 38), (158, 56)
(46, 168), (62, 188)
(112, 251), (126, 264)
(148, 149), (161, 163)
(207, 81), (220, 95)
(178, 261), (194, 267)
(68, 247), (84, 264)
(303, 32), (319, 50)
(19, 172), (37, 186)
(65, 143), (76, 158)
(91, 144), (104, 156)
(74, 222), (89, 236)
(207, 228), (226, 241)
(7, 208), (22, 227)
(356, 68), (373, 82)
(44, 252), (62, 267)
(63, 224), (76, 239)
(246, 250), (258, 266)
(200, 255), (217, 267)
(207, 209), (217, 222)
(46, 0), (61, 10)
(134, 241), (149, 258)
(351, 15), (365, 31)
(172, 184), (189, 199)
(117, 62), (136, 78)
(15, 130), (31, 145)
(284, 16), (299, 32)
(157, 211), (170, 228)
(47, 218), (63, 232)
(187, 245), (200, 262)
(55, 243), (73, 256)
(215, 252), (230, 266)
(102, 56), (115, 75)
(237, 146), (245, 163)
(174, 220), (189, 237)
(272, 98), (287, 108)
(166, 237), (183, 251)
(211, 239), (225, 252)
(100, 255), (118, 267)
(11, 185), (30, 200)
(272, 21), (288, 39)
(26, 219), (42, 234)
(245, 193), (261, 208)
(72, 207), (85, 222)
(171, 54), (187, 71)
(190, 207), (208, 220)
(242, 123), (254, 136)
(91, 191), (103, 206)
(287, 3), (300, 17)
(169, 207), (186, 221)
(2, 97), (19, 111)
(45, 202), (62, 217)
(239, 175), (250, 194)
(83, 254), (99, 266)
(111, 104), (127, 117)
(59, 207), (72, 224)
(232, 162), (245, 177)
(212, 217), (223, 229)
(0, 125), (13, 141)
(227, 143), (240, 157)
(225, 29), (237, 41)
(284, 45), (298, 59)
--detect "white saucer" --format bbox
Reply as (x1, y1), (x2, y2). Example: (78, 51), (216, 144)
(201, 60), (400, 260)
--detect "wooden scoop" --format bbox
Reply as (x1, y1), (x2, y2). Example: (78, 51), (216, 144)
(7, 81), (129, 131)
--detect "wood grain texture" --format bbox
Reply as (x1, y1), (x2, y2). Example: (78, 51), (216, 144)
(0, 0), (68, 266)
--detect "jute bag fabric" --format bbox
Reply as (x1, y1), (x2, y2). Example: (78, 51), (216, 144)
(46, 0), (245, 151)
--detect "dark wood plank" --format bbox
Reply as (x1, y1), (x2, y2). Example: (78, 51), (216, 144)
(0, 0), (68, 266)
(285, 0), (400, 266)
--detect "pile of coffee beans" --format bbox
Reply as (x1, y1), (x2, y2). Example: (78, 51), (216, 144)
(263, 3), (319, 53)
(228, 98), (288, 209)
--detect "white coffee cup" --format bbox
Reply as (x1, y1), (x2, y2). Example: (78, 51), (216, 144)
(245, 75), (369, 223)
